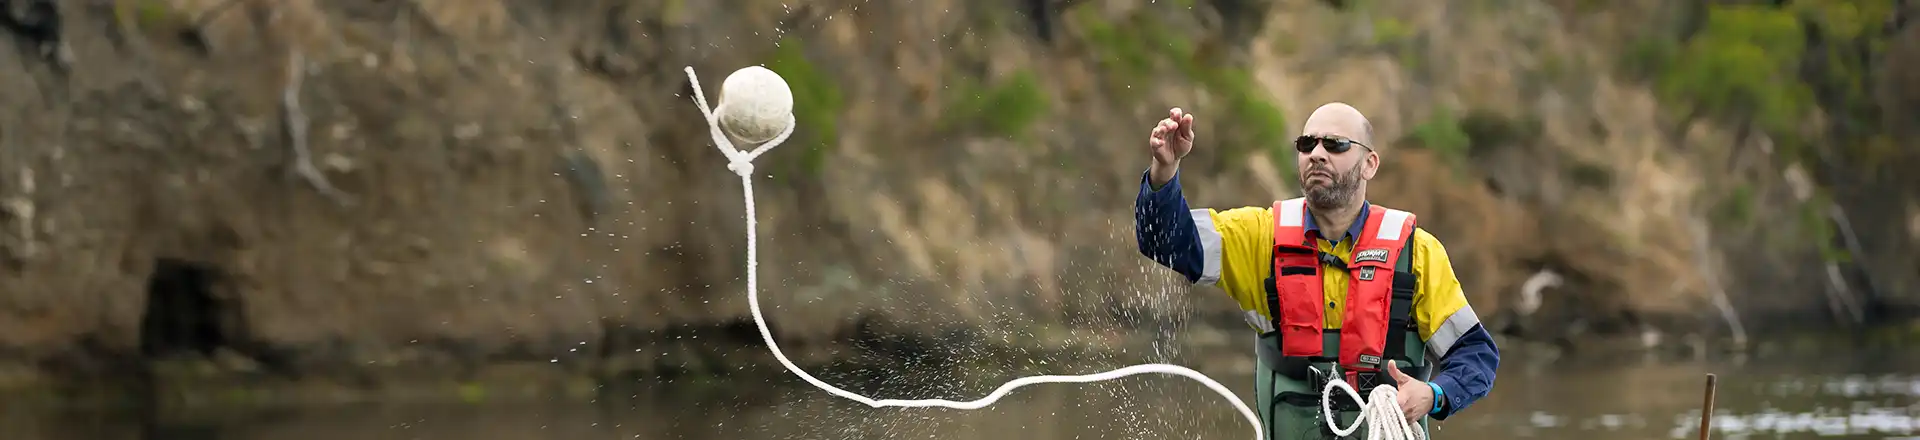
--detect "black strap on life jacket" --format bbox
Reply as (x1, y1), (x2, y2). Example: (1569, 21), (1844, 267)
(1382, 235), (1420, 380)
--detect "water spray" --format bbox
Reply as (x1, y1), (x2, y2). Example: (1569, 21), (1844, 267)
(683, 64), (1263, 439)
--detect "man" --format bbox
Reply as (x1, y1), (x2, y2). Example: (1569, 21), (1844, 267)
(1133, 103), (1499, 439)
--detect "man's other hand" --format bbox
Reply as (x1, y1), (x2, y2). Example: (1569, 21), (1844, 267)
(1386, 360), (1434, 422)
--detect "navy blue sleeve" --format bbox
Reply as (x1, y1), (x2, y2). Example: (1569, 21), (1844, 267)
(1429, 324), (1499, 420)
(1134, 169), (1205, 284)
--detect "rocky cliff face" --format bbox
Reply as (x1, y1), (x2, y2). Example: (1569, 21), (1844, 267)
(0, 0), (1913, 391)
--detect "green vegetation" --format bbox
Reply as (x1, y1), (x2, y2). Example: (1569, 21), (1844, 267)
(1799, 190), (1848, 263)
(1711, 183), (1758, 227)
(1366, 14), (1430, 76)
(943, 70), (1051, 140)
(1404, 107), (1473, 167)
(1070, 7), (1290, 173)
(1198, 68), (1292, 175)
(111, 0), (186, 36)
(1572, 0), (1611, 15)
(1400, 106), (1542, 176)
(1072, 8), (1192, 86)
(1655, 5), (1814, 148)
(663, 0), (691, 24)
(456, 382), (487, 403)
(1620, 1), (1901, 261)
(1535, 53), (1572, 85)
(1371, 17), (1417, 46)
(1458, 110), (1542, 151)
(762, 39), (845, 179)
(131, 0), (175, 25)
(1628, 2), (1899, 162)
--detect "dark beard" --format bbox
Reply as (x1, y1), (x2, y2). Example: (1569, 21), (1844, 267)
(1302, 160), (1363, 210)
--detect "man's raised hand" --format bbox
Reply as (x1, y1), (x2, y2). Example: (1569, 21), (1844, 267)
(1148, 107), (1195, 186)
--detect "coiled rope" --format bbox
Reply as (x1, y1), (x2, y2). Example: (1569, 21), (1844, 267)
(683, 66), (1263, 439)
(1320, 372), (1426, 440)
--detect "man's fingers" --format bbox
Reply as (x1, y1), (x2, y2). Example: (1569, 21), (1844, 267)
(1393, 382), (1419, 420)
(1386, 360), (1412, 381)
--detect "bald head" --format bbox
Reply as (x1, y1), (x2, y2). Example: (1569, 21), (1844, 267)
(1300, 102), (1375, 147)
(1294, 102), (1380, 213)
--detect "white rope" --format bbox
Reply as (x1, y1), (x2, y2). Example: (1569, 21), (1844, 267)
(683, 66), (1263, 440)
(1320, 372), (1425, 440)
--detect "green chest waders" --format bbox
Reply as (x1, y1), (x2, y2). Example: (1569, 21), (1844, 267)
(1254, 238), (1430, 440)
(1254, 330), (1431, 439)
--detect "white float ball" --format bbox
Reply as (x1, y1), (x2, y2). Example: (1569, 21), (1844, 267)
(716, 65), (795, 145)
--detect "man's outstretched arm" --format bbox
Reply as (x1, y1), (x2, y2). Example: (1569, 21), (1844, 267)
(1134, 169), (1210, 284)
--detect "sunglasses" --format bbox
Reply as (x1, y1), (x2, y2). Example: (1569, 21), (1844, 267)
(1294, 135), (1370, 154)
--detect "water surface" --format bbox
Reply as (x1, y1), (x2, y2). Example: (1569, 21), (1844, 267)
(6, 343), (1915, 439)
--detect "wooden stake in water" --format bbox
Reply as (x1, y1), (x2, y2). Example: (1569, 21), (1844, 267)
(1698, 374), (1718, 440)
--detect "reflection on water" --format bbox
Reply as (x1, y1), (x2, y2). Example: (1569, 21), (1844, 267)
(1458, 347), (1920, 440)
(3, 345), (1916, 439)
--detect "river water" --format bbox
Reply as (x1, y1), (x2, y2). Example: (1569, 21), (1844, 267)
(5, 339), (1916, 439)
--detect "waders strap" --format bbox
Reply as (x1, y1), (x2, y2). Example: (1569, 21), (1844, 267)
(1381, 236), (1420, 379)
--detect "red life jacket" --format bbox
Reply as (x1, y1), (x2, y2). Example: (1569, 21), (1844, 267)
(1267, 198), (1420, 385)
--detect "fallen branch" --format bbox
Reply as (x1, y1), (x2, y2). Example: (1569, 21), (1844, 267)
(1826, 203), (1875, 322)
(1823, 262), (1864, 325)
(1688, 216), (1748, 351)
(280, 48), (353, 205)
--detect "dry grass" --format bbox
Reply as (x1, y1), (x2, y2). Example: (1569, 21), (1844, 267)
(121, 0), (335, 54)
(409, 0), (511, 41)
